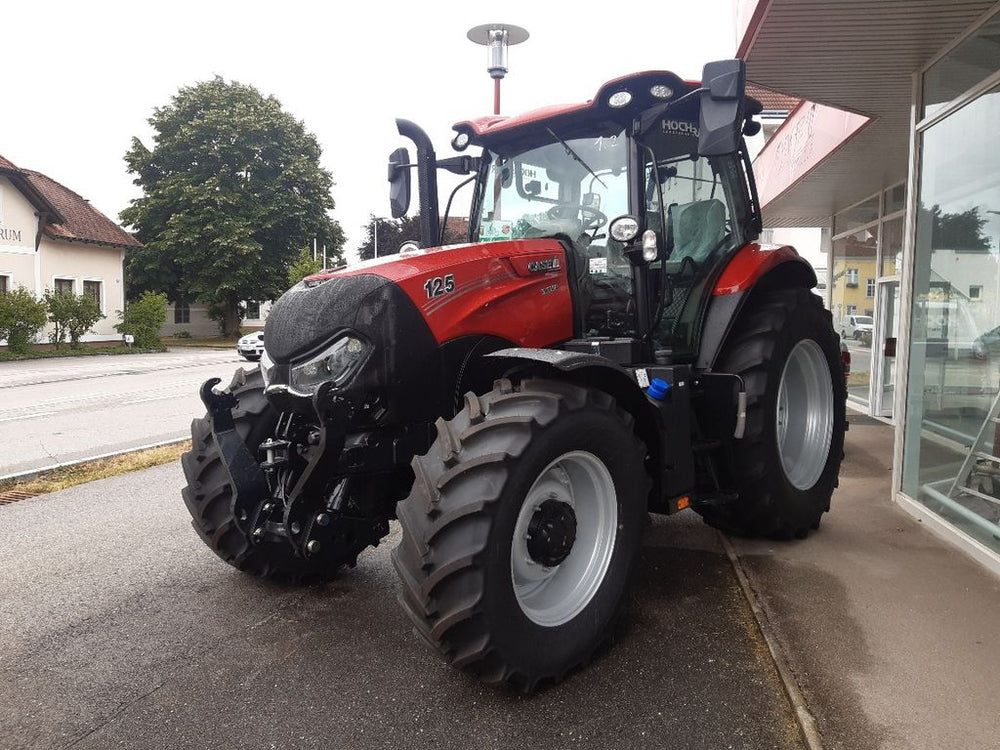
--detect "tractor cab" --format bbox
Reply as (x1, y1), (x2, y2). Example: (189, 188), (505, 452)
(389, 61), (763, 363)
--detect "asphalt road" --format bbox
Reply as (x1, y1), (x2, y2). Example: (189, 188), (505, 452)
(0, 463), (805, 750)
(0, 348), (252, 477)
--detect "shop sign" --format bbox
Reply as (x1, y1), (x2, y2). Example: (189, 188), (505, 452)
(753, 102), (870, 208)
(0, 227), (23, 243)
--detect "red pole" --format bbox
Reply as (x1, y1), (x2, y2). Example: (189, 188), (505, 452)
(494, 78), (501, 115)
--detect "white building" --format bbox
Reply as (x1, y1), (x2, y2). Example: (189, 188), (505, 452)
(162, 299), (272, 337)
(0, 154), (141, 343)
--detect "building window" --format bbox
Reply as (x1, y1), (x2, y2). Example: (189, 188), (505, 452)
(866, 278), (876, 297)
(245, 300), (261, 319)
(846, 268), (859, 287)
(174, 302), (191, 324)
(833, 196), (880, 236)
(0, 274), (9, 294)
(83, 280), (102, 312)
(54, 278), (74, 295)
(880, 216), (904, 277)
(846, 305), (857, 316)
(922, 13), (1000, 120)
(903, 81), (1000, 555)
(883, 183), (907, 215)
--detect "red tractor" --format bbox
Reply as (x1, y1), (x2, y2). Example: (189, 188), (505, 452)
(182, 60), (845, 690)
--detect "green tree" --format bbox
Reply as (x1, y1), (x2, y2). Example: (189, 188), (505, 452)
(115, 291), (168, 349)
(0, 286), (47, 355)
(43, 290), (103, 349)
(355, 214), (468, 261)
(121, 77), (344, 336)
(356, 214), (421, 261)
(287, 247), (325, 287)
(926, 205), (992, 252)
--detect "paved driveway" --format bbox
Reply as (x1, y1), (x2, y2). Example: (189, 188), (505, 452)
(0, 463), (805, 750)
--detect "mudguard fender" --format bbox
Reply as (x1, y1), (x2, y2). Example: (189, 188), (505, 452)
(698, 245), (817, 370)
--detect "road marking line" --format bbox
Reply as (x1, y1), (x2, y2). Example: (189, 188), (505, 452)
(120, 394), (190, 405)
(0, 411), (58, 423)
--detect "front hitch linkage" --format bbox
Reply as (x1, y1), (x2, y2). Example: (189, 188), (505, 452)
(199, 378), (272, 537)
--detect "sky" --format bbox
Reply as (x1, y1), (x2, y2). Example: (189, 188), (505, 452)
(2, 0), (741, 262)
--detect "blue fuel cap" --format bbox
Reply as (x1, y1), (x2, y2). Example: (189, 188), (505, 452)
(647, 378), (671, 401)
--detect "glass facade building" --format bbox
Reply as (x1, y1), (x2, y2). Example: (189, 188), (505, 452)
(740, 1), (1000, 572)
(901, 14), (1000, 557)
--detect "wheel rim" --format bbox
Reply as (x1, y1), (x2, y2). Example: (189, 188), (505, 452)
(511, 451), (617, 627)
(776, 339), (834, 490)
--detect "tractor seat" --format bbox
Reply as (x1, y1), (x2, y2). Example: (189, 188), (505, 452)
(668, 198), (727, 269)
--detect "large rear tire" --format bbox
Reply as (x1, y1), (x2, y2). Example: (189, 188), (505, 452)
(392, 378), (648, 690)
(697, 287), (846, 538)
(180, 368), (335, 579)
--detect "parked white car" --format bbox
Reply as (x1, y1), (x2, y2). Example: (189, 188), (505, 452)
(237, 331), (265, 361)
(841, 314), (873, 341)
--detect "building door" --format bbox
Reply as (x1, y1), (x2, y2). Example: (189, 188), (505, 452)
(872, 278), (900, 419)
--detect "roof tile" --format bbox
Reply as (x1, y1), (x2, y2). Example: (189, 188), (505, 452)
(0, 154), (142, 250)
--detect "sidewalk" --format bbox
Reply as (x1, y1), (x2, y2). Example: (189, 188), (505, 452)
(729, 416), (1000, 750)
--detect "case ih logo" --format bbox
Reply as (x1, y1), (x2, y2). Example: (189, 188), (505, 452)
(527, 258), (561, 273)
(662, 119), (699, 137)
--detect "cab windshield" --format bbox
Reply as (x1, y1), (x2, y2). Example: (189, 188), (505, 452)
(478, 129), (629, 248)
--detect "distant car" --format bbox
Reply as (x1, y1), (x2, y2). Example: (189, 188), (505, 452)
(973, 325), (1000, 360)
(237, 331), (265, 361)
(841, 314), (874, 341)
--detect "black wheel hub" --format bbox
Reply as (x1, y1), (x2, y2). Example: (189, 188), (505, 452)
(526, 498), (577, 567)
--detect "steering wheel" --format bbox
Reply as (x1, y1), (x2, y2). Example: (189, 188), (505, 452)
(546, 204), (608, 231)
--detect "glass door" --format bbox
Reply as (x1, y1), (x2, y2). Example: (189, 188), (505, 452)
(873, 279), (900, 418)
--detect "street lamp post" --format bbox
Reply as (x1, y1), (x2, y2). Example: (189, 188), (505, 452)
(467, 23), (529, 115)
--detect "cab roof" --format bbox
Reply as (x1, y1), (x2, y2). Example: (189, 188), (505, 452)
(453, 71), (700, 147)
(452, 70), (762, 153)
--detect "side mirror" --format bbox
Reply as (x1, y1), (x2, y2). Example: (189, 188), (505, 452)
(697, 59), (747, 156)
(387, 147), (411, 219)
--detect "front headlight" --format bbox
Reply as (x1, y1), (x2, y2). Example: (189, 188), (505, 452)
(289, 334), (369, 395)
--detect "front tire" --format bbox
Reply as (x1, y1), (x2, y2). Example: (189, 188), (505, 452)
(392, 378), (648, 690)
(697, 287), (846, 538)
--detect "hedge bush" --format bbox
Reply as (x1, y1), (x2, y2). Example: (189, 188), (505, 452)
(0, 286), (48, 355)
(115, 291), (168, 349)
(44, 289), (104, 349)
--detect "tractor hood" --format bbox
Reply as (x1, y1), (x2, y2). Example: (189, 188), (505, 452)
(265, 239), (573, 366)
(305, 239), (560, 287)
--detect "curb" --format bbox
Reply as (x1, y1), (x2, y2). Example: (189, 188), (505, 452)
(0, 437), (190, 485)
(718, 531), (825, 750)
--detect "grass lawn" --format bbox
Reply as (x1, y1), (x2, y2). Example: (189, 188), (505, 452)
(0, 441), (189, 501)
(0, 344), (165, 362)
